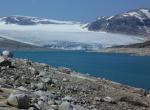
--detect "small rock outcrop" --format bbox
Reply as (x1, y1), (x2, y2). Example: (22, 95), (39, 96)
(0, 56), (11, 67)
(59, 101), (73, 110)
(0, 50), (13, 67)
(58, 67), (72, 74)
(1, 50), (13, 58)
(7, 92), (30, 109)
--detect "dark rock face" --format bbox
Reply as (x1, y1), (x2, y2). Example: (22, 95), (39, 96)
(86, 8), (150, 37)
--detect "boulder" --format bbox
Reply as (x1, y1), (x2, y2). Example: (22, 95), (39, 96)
(59, 102), (73, 110)
(39, 71), (48, 77)
(147, 94), (150, 98)
(62, 96), (75, 102)
(62, 78), (69, 82)
(17, 86), (28, 91)
(36, 82), (47, 91)
(38, 100), (50, 110)
(0, 78), (6, 84)
(41, 77), (54, 85)
(6, 93), (30, 109)
(58, 67), (72, 74)
(0, 57), (11, 67)
(120, 94), (150, 107)
(28, 67), (39, 75)
(102, 97), (116, 104)
(39, 96), (48, 102)
(1, 50), (13, 58)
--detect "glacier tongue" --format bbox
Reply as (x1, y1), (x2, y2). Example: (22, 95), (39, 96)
(0, 22), (146, 50)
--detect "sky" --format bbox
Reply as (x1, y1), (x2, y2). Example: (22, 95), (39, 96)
(0, 0), (149, 22)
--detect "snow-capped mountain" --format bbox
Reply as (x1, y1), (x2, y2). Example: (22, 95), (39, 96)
(0, 14), (147, 50)
(85, 8), (150, 37)
(0, 15), (76, 25)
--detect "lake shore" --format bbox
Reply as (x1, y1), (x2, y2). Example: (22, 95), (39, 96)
(95, 48), (150, 56)
(0, 58), (150, 110)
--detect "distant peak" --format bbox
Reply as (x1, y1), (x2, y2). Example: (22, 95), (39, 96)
(0, 15), (80, 25)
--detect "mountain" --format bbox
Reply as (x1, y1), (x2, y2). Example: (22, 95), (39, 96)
(85, 8), (150, 37)
(0, 36), (45, 50)
(0, 15), (146, 50)
(0, 15), (75, 25)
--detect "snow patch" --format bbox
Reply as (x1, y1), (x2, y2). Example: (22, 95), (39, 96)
(106, 16), (114, 20)
(140, 9), (150, 19)
(123, 12), (144, 22)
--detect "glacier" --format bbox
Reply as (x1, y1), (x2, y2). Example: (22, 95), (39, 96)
(0, 21), (146, 50)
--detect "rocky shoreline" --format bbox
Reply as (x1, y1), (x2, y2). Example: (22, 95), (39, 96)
(96, 48), (150, 56)
(96, 40), (150, 56)
(0, 57), (150, 110)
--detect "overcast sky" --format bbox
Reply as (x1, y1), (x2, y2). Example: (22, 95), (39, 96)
(0, 0), (149, 22)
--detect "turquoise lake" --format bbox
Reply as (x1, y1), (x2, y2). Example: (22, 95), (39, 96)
(13, 50), (150, 90)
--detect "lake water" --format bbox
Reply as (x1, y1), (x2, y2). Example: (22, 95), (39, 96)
(13, 50), (150, 90)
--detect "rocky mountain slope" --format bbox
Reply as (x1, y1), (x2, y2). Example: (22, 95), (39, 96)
(97, 40), (150, 56)
(85, 8), (150, 37)
(0, 55), (150, 109)
(0, 36), (46, 50)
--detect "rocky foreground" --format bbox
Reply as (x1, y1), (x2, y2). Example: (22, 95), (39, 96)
(0, 58), (150, 110)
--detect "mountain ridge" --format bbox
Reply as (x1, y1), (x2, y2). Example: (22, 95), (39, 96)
(85, 8), (150, 37)
(0, 15), (80, 25)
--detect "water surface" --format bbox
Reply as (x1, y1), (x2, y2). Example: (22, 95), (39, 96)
(13, 50), (150, 90)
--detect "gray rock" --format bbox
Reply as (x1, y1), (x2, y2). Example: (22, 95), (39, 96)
(102, 97), (116, 104)
(58, 67), (72, 74)
(62, 96), (75, 102)
(6, 93), (30, 109)
(34, 91), (57, 100)
(94, 97), (101, 101)
(37, 100), (45, 109)
(120, 94), (150, 107)
(54, 100), (62, 105)
(17, 86), (28, 91)
(1, 50), (13, 58)
(0, 57), (11, 67)
(59, 102), (73, 110)
(147, 94), (150, 98)
(30, 83), (36, 90)
(51, 105), (59, 109)
(28, 67), (39, 75)
(62, 78), (69, 82)
(39, 96), (48, 102)
(41, 77), (54, 85)
(0, 78), (6, 84)
(39, 71), (48, 77)
(73, 105), (88, 110)
(48, 100), (55, 105)
(36, 83), (47, 91)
